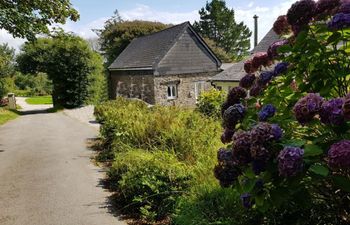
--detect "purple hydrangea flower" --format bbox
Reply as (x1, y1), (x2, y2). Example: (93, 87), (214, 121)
(250, 146), (271, 176)
(250, 83), (263, 97)
(338, 0), (350, 13)
(258, 104), (276, 121)
(273, 15), (291, 35)
(316, 0), (341, 14)
(320, 98), (344, 126)
(232, 131), (252, 165)
(328, 13), (350, 29)
(271, 124), (283, 141)
(221, 101), (231, 118)
(293, 93), (324, 124)
(239, 74), (256, 89)
(267, 40), (289, 59)
(244, 59), (257, 74)
(258, 71), (275, 86)
(287, 0), (317, 27)
(240, 193), (252, 208)
(223, 104), (246, 129)
(217, 148), (234, 163)
(227, 86), (247, 105)
(214, 162), (241, 188)
(252, 160), (268, 175)
(274, 62), (289, 76)
(252, 52), (271, 69)
(278, 147), (304, 177)
(221, 128), (235, 144)
(250, 122), (274, 145)
(328, 140), (350, 169)
(343, 93), (350, 120)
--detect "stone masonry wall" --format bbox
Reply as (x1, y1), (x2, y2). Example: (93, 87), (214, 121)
(154, 72), (217, 107)
(110, 71), (155, 105)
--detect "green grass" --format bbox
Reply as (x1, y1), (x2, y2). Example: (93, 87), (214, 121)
(25, 96), (53, 105)
(0, 107), (19, 125)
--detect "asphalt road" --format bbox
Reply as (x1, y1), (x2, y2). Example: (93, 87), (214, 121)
(0, 111), (125, 225)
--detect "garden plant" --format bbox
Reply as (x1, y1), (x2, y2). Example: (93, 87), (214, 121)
(214, 0), (350, 223)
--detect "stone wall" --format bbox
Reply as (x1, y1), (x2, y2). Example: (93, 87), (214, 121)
(110, 70), (156, 105)
(154, 72), (217, 107)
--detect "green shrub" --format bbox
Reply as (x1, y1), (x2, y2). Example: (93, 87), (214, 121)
(109, 149), (193, 221)
(96, 98), (222, 163)
(196, 88), (226, 119)
(14, 72), (52, 96)
(95, 98), (224, 222)
(173, 183), (263, 225)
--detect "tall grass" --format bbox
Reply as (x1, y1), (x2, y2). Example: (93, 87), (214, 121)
(94, 98), (224, 222)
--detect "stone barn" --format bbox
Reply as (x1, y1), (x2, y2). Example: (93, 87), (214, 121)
(108, 22), (222, 106)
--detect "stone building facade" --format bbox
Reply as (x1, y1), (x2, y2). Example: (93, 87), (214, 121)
(108, 22), (222, 107)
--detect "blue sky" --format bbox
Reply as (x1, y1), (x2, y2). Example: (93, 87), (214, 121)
(0, 0), (297, 51)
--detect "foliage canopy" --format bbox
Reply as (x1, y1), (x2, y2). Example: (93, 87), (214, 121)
(17, 32), (105, 108)
(193, 0), (251, 61)
(97, 12), (168, 66)
(0, 0), (79, 40)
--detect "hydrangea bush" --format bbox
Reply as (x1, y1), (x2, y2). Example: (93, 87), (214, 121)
(214, 0), (350, 222)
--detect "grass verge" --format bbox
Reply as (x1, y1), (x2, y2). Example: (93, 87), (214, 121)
(25, 96), (53, 105)
(0, 107), (19, 125)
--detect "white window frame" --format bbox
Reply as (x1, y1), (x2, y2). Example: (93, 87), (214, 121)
(167, 84), (177, 100)
(195, 81), (206, 100)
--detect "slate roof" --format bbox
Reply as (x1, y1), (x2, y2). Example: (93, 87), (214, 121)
(251, 28), (280, 54)
(210, 61), (245, 82)
(211, 28), (281, 82)
(108, 22), (220, 70)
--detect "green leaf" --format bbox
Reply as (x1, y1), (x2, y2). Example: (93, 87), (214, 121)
(309, 164), (329, 177)
(304, 144), (323, 157)
(282, 139), (306, 147)
(333, 176), (350, 192)
(255, 194), (264, 207)
(327, 31), (342, 44)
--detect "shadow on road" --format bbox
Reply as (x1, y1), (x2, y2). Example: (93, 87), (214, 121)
(11, 107), (63, 116)
(86, 137), (130, 222)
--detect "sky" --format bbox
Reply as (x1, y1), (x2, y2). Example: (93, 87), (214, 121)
(0, 0), (298, 52)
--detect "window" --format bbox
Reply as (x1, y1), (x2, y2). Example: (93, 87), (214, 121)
(216, 86), (222, 91)
(167, 84), (177, 99)
(195, 81), (206, 100)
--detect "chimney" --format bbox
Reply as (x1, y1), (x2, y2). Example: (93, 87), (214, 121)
(253, 15), (259, 47)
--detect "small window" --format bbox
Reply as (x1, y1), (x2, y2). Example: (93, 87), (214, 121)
(195, 81), (206, 100)
(216, 86), (222, 91)
(167, 84), (177, 99)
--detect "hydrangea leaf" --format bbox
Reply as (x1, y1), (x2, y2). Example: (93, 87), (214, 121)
(304, 144), (323, 157)
(333, 176), (350, 192)
(309, 164), (329, 177)
(327, 31), (342, 44)
(282, 139), (306, 147)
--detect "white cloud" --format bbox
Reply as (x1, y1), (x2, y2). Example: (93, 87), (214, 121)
(0, 30), (25, 52)
(234, 0), (296, 47)
(248, 2), (255, 8)
(1, 1), (296, 52)
(120, 4), (199, 25)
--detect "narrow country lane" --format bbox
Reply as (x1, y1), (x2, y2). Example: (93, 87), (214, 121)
(0, 111), (125, 225)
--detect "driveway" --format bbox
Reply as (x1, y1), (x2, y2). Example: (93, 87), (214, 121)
(16, 97), (53, 112)
(0, 110), (125, 225)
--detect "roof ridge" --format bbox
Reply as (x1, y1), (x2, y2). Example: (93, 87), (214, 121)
(135, 21), (190, 41)
(151, 22), (191, 68)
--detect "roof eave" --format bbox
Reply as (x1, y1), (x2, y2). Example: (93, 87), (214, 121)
(109, 67), (154, 71)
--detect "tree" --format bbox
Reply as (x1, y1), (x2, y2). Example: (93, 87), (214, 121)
(203, 38), (233, 63)
(0, 0), (79, 40)
(0, 44), (16, 97)
(17, 32), (106, 108)
(193, 0), (251, 60)
(0, 44), (15, 77)
(97, 11), (168, 65)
